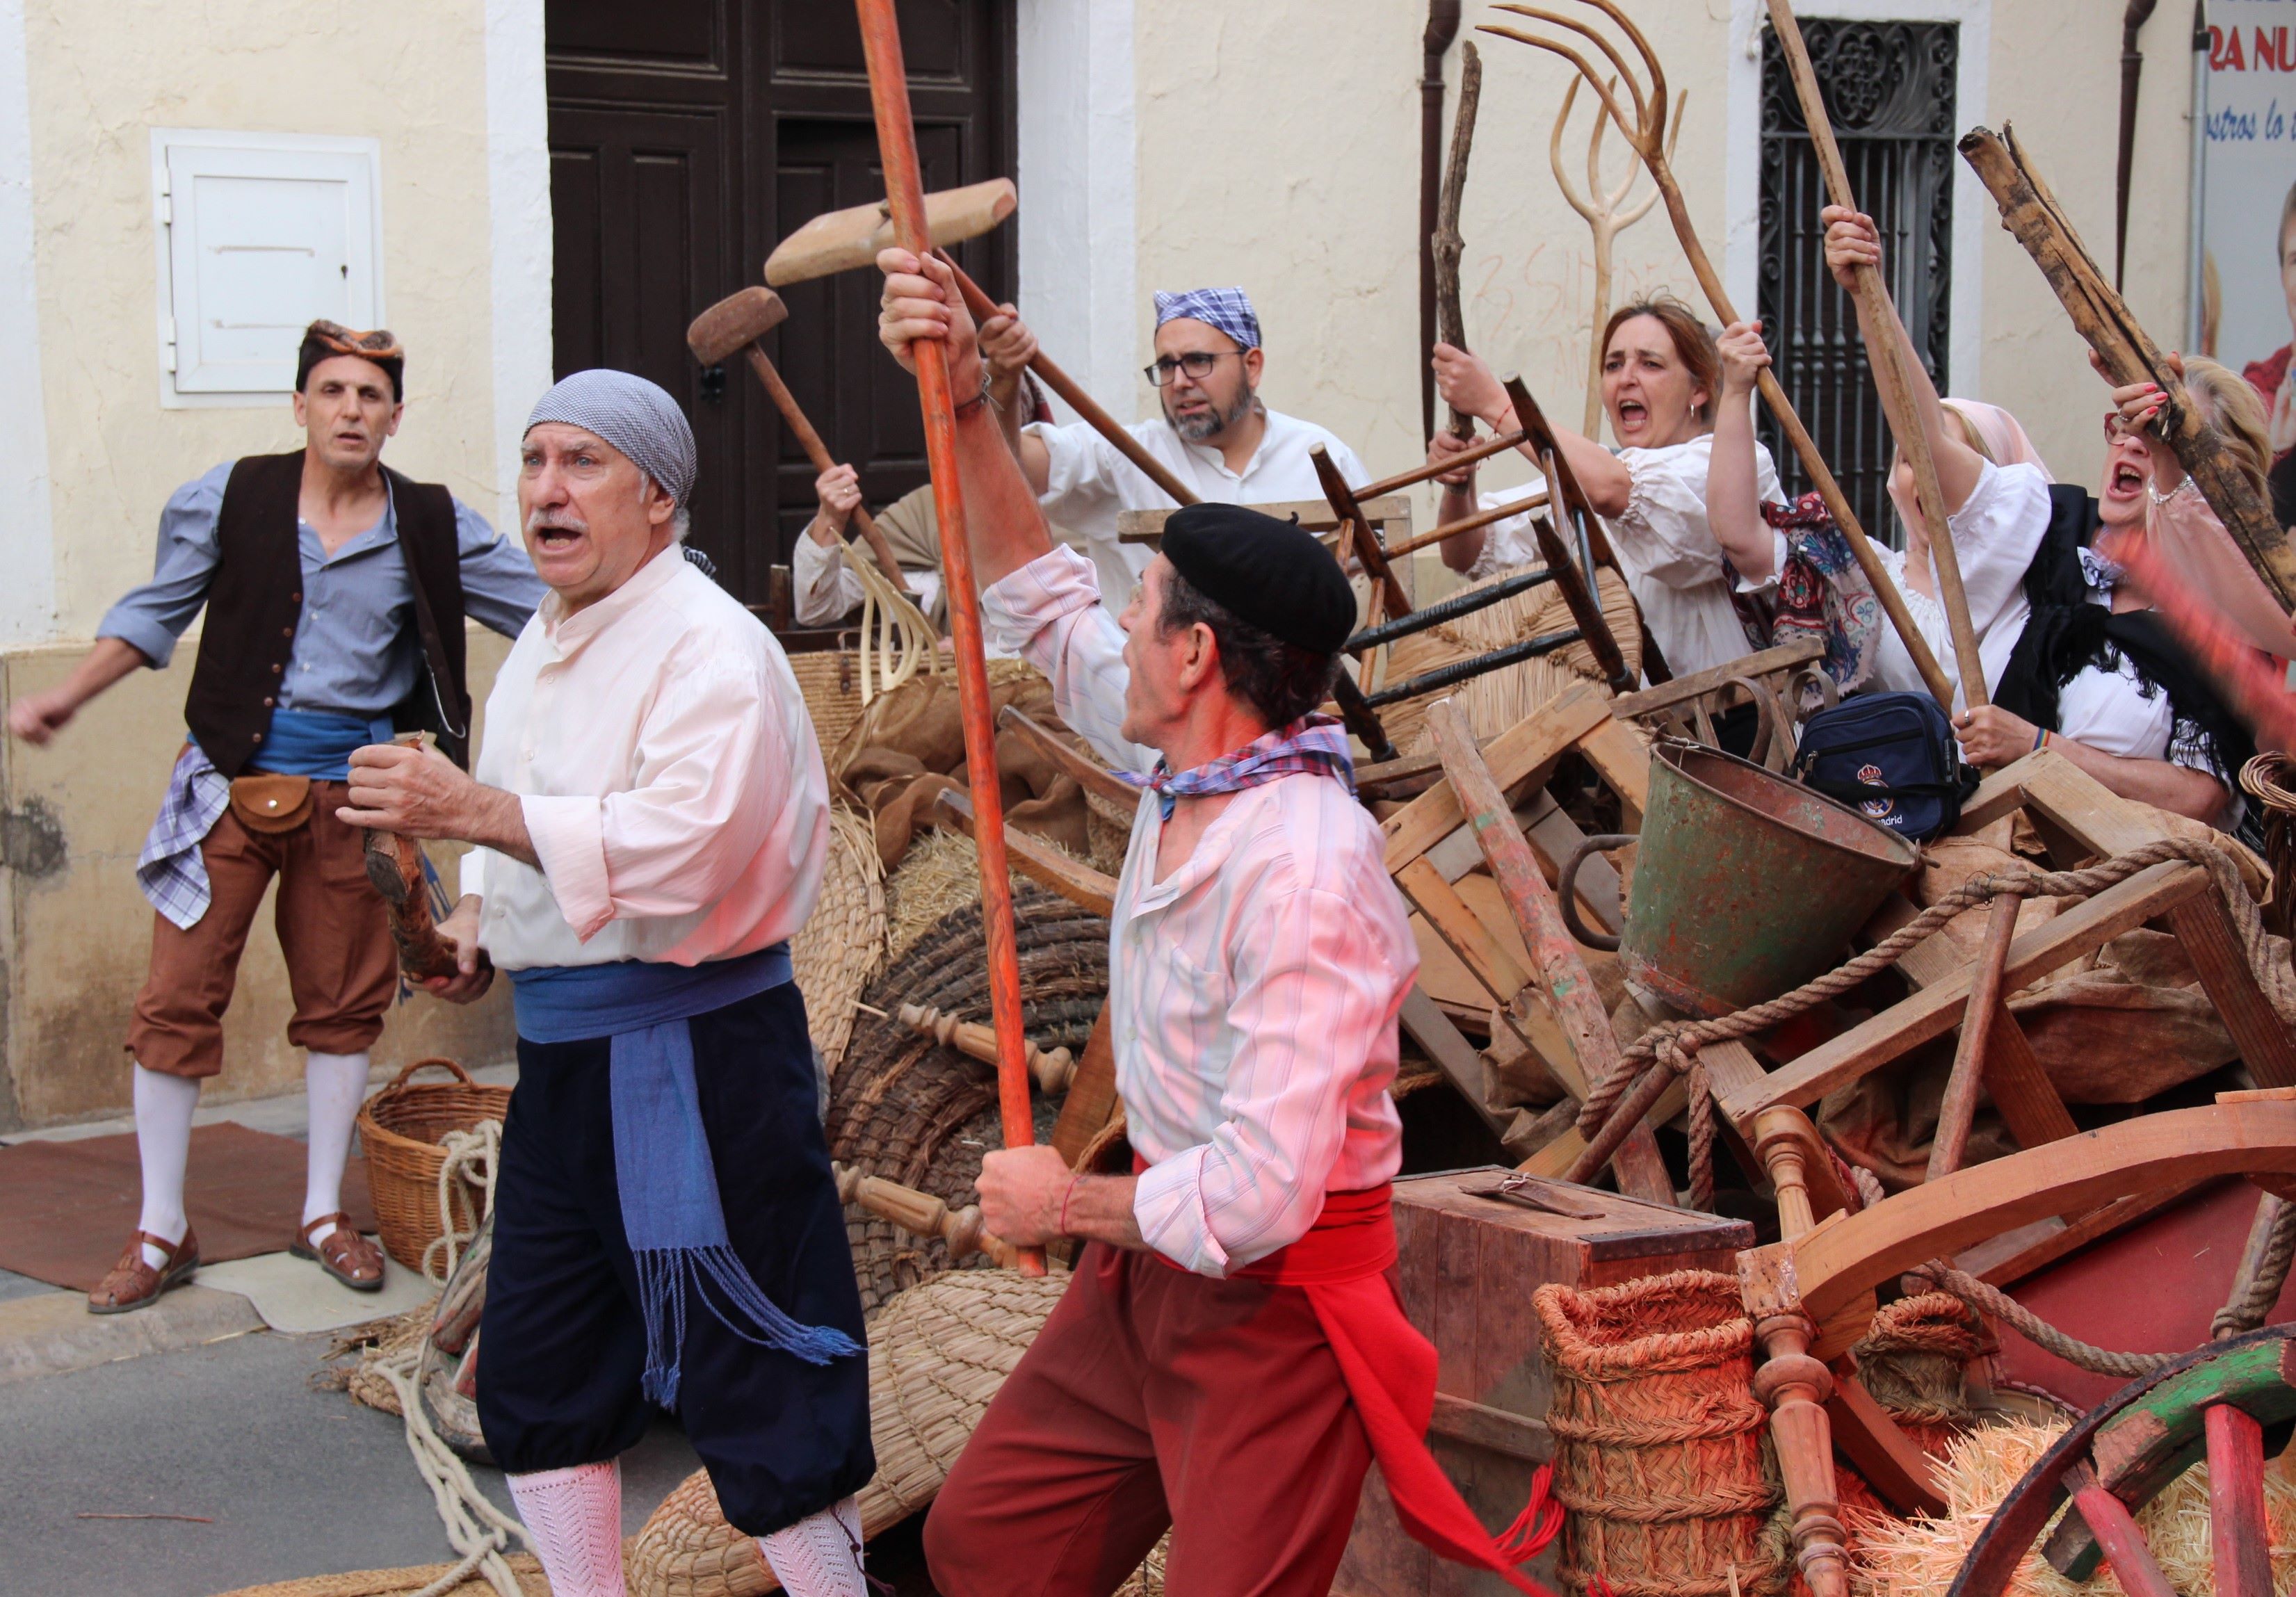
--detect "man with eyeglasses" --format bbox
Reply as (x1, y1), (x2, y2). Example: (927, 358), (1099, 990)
(978, 287), (1369, 612)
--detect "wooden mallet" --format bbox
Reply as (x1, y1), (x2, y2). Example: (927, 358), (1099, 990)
(763, 175), (1199, 511)
(851, 0), (1043, 1276)
(686, 286), (905, 590)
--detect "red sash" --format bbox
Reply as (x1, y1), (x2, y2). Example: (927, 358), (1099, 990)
(1138, 1165), (1562, 1593)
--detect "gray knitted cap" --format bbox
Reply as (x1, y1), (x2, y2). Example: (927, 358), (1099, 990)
(524, 369), (697, 507)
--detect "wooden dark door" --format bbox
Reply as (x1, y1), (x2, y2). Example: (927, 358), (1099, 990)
(545, 0), (1015, 608)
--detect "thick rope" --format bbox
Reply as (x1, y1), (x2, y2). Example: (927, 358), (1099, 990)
(421, 1121), (502, 1286)
(1576, 838), (2295, 1167)
(366, 1113), (526, 1597)
(2213, 1193), (2296, 1340)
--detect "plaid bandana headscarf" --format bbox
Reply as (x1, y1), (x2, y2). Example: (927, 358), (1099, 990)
(1122, 713), (1355, 820)
(297, 319), (405, 398)
(1154, 287), (1263, 352)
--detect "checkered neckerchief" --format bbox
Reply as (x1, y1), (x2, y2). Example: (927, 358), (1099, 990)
(1123, 713), (1355, 820)
(137, 742), (230, 930)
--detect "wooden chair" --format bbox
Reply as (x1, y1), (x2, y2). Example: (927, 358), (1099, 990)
(1609, 635), (1832, 771)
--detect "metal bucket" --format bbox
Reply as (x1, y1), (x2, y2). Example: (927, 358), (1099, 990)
(1562, 742), (1920, 1018)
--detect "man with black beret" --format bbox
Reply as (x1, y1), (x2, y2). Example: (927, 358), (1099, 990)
(879, 254), (1554, 1597)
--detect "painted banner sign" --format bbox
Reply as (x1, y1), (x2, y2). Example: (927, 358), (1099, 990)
(2202, 0), (2296, 444)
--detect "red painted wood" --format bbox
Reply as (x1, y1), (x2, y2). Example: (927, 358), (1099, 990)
(2205, 1402), (2274, 1597)
(852, 0), (1041, 1274)
(2069, 1465), (2179, 1597)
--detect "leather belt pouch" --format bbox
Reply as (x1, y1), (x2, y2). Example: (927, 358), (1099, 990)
(229, 773), (314, 834)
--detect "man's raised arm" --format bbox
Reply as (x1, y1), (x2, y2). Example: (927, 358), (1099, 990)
(878, 248), (1054, 590)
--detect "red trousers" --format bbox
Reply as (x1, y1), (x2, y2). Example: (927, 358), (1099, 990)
(924, 1240), (1375, 1597)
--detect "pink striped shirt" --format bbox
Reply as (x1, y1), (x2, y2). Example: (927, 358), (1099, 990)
(983, 546), (1418, 1276)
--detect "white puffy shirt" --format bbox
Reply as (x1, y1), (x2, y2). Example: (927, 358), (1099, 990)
(1868, 459), (2053, 712)
(467, 549), (830, 971)
(1025, 408), (1371, 613)
(982, 544), (1418, 1278)
(1601, 434), (1784, 678)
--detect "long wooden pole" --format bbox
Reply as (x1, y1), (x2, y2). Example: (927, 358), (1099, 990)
(1925, 892), (2019, 1181)
(1433, 40), (1482, 441)
(940, 256), (1201, 510)
(1765, 0), (1988, 712)
(1478, 17), (1956, 711)
(1960, 123), (2296, 613)
(855, 0), (1042, 1275)
(737, 343), (907, 588)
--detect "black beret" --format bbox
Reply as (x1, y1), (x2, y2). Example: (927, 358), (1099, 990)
(1160, 503), (1357, 654)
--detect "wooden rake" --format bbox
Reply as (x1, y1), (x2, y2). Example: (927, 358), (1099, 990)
(1550, 72), (1680, 437)
(1480, 0), (1957, 710)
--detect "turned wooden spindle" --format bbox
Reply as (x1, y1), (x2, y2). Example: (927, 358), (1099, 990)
(898, 1002), (1076, 1094)
(1745, 1103), (1852, 1597)
(830, 1160), (1019, 1270)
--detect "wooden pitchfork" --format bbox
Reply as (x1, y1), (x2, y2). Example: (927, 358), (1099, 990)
(1480, 0), (1957, 711)
(1550, 73), (1681, 437)
(852, 0), (1042, 1275)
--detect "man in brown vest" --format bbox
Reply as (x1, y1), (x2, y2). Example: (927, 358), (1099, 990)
(6, 321), (543, 1313)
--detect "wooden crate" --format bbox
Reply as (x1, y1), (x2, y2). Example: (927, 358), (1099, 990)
(1334, 1168), (1755, 1597)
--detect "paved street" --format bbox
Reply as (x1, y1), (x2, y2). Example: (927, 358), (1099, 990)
(0, 1320), (702, 1595)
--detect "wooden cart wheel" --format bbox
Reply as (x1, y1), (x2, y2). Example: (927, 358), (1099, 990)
(1946, 1324), (2296, 1597)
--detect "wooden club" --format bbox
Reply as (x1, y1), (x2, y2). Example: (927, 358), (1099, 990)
(686, 286), (907, 590)
(1765, 0), (1988, 714)
(852, 0), (1043, 1275)
(1480, 0), (1957, 711)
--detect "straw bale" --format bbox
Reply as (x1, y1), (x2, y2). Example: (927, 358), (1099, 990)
(1850, 1417), (2296, 1597)
(211, 1555), (549, 1597)
(626, 1269), (1072, 1596)
(1375, 563), (1641, 755)
(790, 806), (887, 1071)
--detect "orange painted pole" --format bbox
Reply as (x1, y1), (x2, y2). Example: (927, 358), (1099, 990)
(853, 0), (1043, 1275)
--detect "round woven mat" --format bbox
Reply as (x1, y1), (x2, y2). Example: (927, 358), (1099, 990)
(626, 1268), (1072, 1597)
(791, 805), (887, 1072)
(830, 884), (1109, 1318)
(1377, 563), (1641, 755)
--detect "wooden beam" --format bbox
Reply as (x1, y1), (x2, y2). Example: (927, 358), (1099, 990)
(934, 788), (1117, 917)
(1610, 638), (1826, 721)
(1381, 683), (1611, 872)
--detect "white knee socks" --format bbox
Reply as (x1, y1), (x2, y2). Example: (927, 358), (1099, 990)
(758, 1496), (872, 1597)
(132, 1062), (200, 1270)
(302, 1049), (371, 1246)
(507, 1461), (624, 1597)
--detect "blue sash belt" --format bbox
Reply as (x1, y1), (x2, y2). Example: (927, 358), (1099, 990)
(248, 708), (396, 780)
(509, 945), (859, 1406)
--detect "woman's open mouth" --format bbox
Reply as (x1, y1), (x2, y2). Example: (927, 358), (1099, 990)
(1615, 399), (1648, 430)
(2107, 462), (2146, 497)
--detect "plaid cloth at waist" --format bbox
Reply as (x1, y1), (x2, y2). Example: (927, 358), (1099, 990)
(138, 743), (231, 931)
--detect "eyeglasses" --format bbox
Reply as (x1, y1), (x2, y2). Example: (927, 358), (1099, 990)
(1143, 351), (1242, 387)
(2103, 412), (2143, 442)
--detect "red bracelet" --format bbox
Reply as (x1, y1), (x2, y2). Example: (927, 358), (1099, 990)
(1058, 1176), (1080, 1236)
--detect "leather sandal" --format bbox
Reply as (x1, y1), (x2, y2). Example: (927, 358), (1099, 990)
(87, 1228), (200, 1315)
(290, 1213), (386, 1292)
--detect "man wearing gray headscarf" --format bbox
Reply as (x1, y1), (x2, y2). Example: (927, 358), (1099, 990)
(341, 369), (875, 1597)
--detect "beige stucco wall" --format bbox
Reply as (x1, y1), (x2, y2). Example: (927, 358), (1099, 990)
(0, 633), (517, 1132)
(1131, 1), (2202, 524)
(22, 0), (506, 640)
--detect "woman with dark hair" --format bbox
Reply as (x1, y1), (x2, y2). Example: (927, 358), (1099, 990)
(1428, 294), (1784, 681)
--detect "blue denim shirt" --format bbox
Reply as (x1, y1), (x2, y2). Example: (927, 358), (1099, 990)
(97, 460), (544, 715)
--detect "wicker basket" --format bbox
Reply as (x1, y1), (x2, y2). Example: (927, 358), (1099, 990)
(357, 1058), (511, 1273)
(1534, 1270), (1785, 1597)
(791, 649), (865, 759)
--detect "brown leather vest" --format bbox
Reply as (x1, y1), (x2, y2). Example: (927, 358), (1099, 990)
(183, 452), (471, 777)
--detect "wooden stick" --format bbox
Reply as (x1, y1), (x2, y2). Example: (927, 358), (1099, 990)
(1428, 697), (1666, 1204)
(1551, 73), (1681, 435)
(935, 786), (1118, 918)
(996, 704), (1140, 809)
(1926, 891), (2021, 1181)
(1959, 124), (2296, 613)
(1479, 4), (1957, 712)
(832, 1161), (1018, 1270)
(1353, 425), (1531, 501)
(1765, 0), (1985, 711)
(855, 0), (1042, 1275)
(1313, 444), (1413, 623)
(1433, 40), (1482, 441)
(898, 1002), (1076, 1094)
(2204, 1402), (2274, 1597)
(738, 343), (907, 588)
(1504, 377), (1634, 690)
(940, 254), (1200, 512)
(2065, 1461), (2181, 1597)
(1382, 489), (1551, 561)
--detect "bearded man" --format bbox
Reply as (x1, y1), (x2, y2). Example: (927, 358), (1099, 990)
(342, 370), (875, 1597)
(6, 321), (542, 1312)
(878, 252), (1552, 1597)
(978, 287), (1370, 610)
